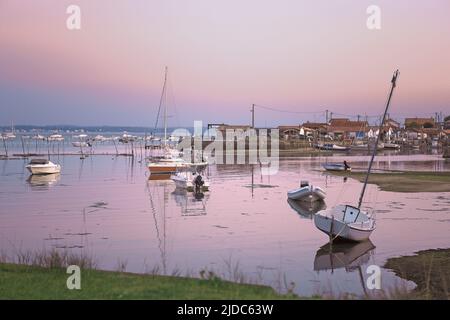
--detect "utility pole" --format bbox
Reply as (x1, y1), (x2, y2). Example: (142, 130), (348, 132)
(357, 114), (360, 122)
(325, 109), (329, 124)
(251, 104), (255, 128)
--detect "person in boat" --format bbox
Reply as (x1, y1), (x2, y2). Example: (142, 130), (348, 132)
(343, 160), (351, 170)
(193, 173), (204, 194)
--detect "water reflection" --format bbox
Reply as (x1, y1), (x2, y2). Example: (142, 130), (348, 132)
(27, 173), (61, 188)
(171, 189), (209, 216)
(314, 240), (375, 272)
(287, 199), (326, 219)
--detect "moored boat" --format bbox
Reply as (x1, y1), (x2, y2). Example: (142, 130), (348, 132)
(314, 205), (376, 242)
(314, 70), (400, 242)
(26, 159), (61, 175)
(287, 181), (325, 202)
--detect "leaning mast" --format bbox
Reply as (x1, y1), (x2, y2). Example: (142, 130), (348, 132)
(357, 70), (400, 209)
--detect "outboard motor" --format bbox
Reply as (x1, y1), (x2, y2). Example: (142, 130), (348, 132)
(194, 174), (204, 194)
(300, 180), (309, 188)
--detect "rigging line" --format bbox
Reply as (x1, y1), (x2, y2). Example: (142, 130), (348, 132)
(254, 104), (326, 115)
(168, 74), (181, 129)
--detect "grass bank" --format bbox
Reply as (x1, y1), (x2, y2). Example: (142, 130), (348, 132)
(329, 171), (450, 192)
(384, 248), (450, 299)
(0, 263), (299, 299)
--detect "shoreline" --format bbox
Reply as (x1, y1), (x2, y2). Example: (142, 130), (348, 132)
(326, 170), (450, 192)
(384, 248), (450, 299)
(0, 262), (301, 300)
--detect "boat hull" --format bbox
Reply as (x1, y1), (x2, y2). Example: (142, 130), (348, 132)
(26, 164), (61, 175)
(287, 186), (326, 202)
(314, 213), (374, 242)
(322, 164), (351, 172)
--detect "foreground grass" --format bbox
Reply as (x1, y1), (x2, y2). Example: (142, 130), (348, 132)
(384, 248), (450, 299)
(329, 171), (450, 192)
(0, 263), (299, 300)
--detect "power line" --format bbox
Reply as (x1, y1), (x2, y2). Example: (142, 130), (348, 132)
(254, 104), (325, 115)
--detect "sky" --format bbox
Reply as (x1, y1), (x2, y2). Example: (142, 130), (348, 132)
(0, 0), (449, 127)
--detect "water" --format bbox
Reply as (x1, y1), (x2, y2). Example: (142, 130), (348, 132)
(0, 152), (449, 297)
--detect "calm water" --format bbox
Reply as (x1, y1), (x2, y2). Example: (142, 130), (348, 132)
(0, 153), (449, 296)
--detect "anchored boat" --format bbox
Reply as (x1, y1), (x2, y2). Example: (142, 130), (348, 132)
(314, 70), (400, 242)
(287, 181), (325, 202)
(26, 159), (61, 175)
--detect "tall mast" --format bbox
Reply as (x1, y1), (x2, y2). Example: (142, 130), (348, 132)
(358, 70), (399, 209)
(163, 66), (168, 146)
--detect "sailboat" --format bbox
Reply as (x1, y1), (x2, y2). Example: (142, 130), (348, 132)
(147, 67), (189, 175)
(147, 67), (208, 176)
(314, 70), (399, 242)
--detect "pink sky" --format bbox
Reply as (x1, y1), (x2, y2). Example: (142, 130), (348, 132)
(0, 0), (449, 126)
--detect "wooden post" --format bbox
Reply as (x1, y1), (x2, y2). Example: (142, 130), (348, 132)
(2, 137), (7, 157)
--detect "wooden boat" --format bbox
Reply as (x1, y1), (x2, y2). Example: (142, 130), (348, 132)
(314, 70), (400, 242)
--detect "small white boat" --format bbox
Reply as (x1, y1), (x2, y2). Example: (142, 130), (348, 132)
(171, 171), (210, 192)
(314, 205), (376, 242)
(383, 142), (400, 149)
(72, 141), (90, 148)
(26, 159), (61, 175)
(316, 143), (349, 151)
(287, 181), (325, 202)
(322, 162), (351, 172)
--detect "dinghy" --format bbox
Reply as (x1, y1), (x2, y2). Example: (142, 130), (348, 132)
(314, 70), (400, 242)
(287, 181), (325, 202)
(316, 143), (349, 151)
(322, 161), (351, 172)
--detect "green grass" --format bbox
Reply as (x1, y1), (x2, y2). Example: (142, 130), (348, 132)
(0, 263), (299, 300)
(328, 171), (450, 192)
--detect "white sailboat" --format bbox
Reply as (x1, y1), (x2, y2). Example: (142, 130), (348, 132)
(314, 70), (400, 242)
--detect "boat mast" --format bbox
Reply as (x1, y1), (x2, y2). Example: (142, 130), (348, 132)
(154, 66), (168, 145)
(163, 67), (168, 147)
(358, 70), (399, 209)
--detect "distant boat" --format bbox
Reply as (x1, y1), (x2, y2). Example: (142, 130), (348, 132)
(322, 162), (351, 172)
(72, 141), (90, 148)
(48, 134), (64, 142)
(314, 70), (400, 242)
(383, 142), (400, 149)
(26, 159), (61, 175)
(316, 143), (349, 151)
(287, 181), (325, 202)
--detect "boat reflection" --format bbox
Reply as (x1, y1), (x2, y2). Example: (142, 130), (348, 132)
(27, 173), (60, 188)
(287, 198), (326, 219)
(313, 239), (375, 272)
(171, 189), (209, 216)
